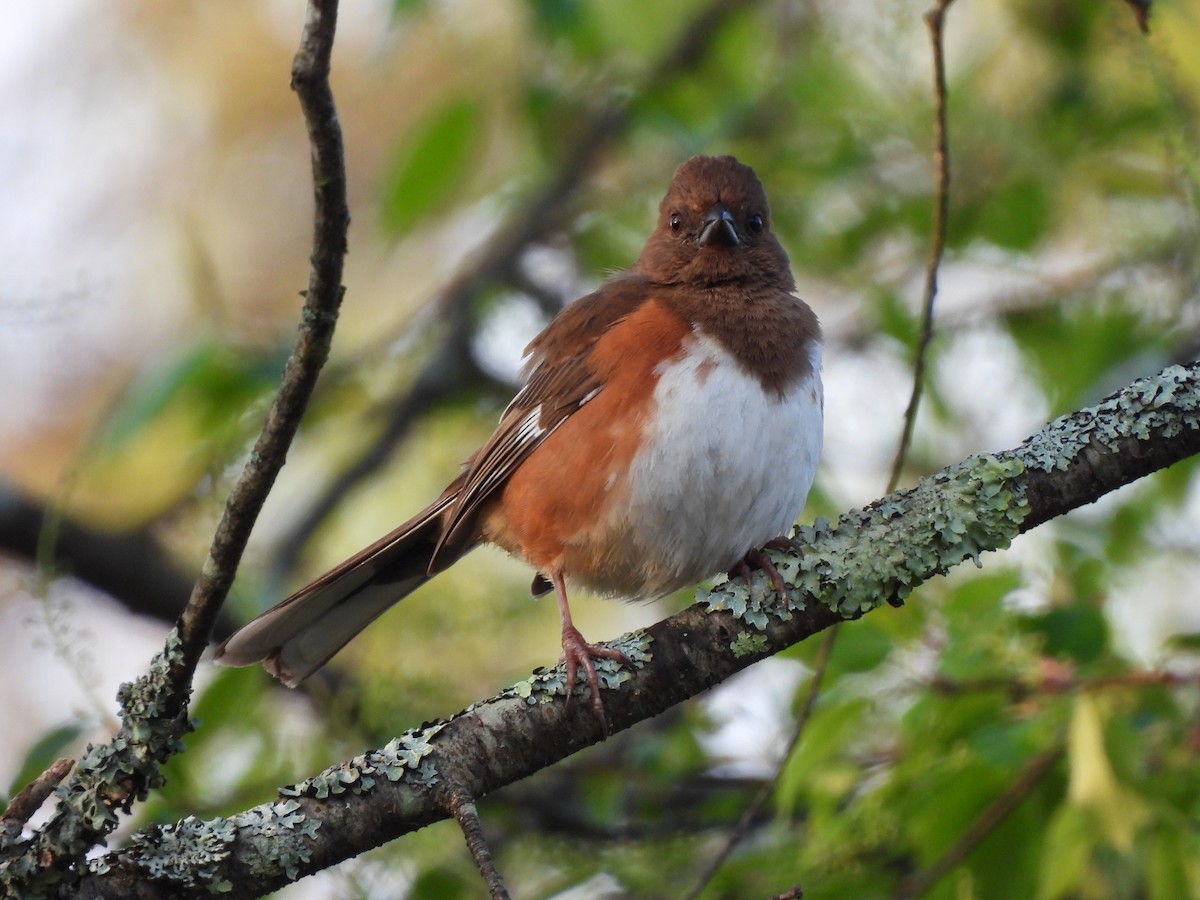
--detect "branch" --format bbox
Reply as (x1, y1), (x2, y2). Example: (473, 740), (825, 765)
(0, 483), (235, 635)
(887, 0), (956, 488)
(892, 747), (1062, 899)
(176, 0), (348, 684)
(926, 666), (1200, 700)
(74, 362), (1200, 897)
(0, 2), (349, 895)
(1, 760), (73, 840)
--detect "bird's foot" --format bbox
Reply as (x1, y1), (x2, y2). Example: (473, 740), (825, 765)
(730, 539), (794, 600)
(560, 625), (631, 736)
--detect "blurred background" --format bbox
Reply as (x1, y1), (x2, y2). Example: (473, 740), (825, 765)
(2, 0), (1200, 897)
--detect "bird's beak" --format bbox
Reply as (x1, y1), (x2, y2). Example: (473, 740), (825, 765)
(699, 205), (740, 247)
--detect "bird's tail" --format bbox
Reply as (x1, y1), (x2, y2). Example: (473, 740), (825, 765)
(213, 493), (464, 687)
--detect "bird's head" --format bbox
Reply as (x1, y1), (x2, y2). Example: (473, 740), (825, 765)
(634, 155), (794, 290)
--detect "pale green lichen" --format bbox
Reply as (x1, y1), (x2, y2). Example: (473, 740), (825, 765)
(509, 630), (653, 705)
(97, 816), (236, 892)
(730, 632), (769, 658)
(282, 722), (447, 799)
(704, 454), (1029, 624)
(1017, 364), (1200, 472)
(231, 800), (319, 882)
(702, 548), (806, 630)
(1, 629), (194, 897)
(88, 798), (321, 892)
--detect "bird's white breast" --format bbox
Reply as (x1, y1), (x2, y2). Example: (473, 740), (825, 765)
(582, 329), (823, 598)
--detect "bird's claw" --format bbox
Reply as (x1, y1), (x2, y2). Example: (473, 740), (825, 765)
(732, 541), (793, 600)
(560, 625), (631, 736)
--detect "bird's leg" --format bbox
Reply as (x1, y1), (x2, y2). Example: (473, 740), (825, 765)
(732, 538), (795, 600)
(550, 570), (630, 735)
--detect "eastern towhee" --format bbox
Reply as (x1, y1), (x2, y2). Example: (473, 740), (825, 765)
(215, 154), (823, 731)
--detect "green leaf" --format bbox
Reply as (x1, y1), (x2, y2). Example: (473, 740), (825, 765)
(1146, 824), (1192, 900)
(906, 760), (1009, 859)
(410, 865), (472, 900)
(776, 698), (870, 815)
(380, 98), (482, 235)
(99, 339), (283, 448)
(826, 620), (894, 675)
(1164, 631), (1200, 653)
(970, 777), (1050, 900)
(968, 719), (1043, 768)
(1021, 604), (1109, 664)
(392, 0), (431, 14)
(1006, 305), (1164, 414)
(976, 175), (1049, 251)
(1036, 804), (1095, 899)
(525, 0), (587, 36)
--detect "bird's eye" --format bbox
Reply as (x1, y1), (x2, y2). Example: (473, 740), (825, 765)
(669, 212), (682, 232)
(747, 213), (764, 235)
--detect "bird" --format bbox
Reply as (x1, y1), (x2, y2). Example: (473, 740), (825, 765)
(214, 154), (823, 732)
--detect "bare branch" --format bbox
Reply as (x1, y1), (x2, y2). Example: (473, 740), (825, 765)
(892, 748), (1062, 899)
(445, 786), (510, 900)
(1, 759), (73, 838)
(887, 0), (958, 489)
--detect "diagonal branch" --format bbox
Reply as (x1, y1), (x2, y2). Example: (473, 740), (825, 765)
(0, 2), (349, 895)
(175, 0), (349, 683)
(74, 361), (1200, 898)
(892, 747), (1063, 899)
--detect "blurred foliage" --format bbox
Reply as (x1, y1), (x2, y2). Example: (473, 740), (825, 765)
(9, 0), (1200, 896)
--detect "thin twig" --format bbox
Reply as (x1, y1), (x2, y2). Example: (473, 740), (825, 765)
(892, 748), (1062, 899)
(886, 0), (957, 490)
(445, 787), (510, 900)
(0, 6), (350, 887)
(170, 0), (349, 693)
(927, 667), (1200, 700)
(1, 759), (73, 837)
(683, 627), (837, 900)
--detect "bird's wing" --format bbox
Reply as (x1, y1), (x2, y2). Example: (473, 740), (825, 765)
(431, 275), (651, 566)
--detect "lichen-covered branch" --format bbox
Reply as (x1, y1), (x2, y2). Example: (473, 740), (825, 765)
(0, 3), (349, 897)
(72, 362), (1200, 898)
